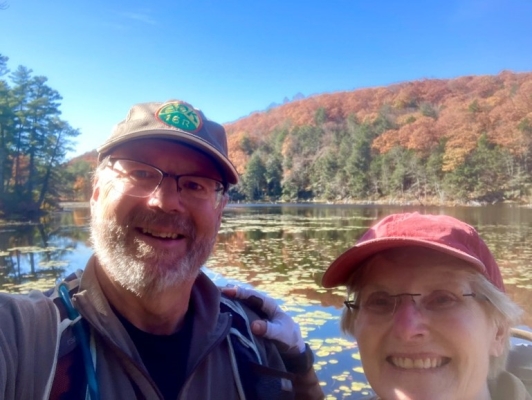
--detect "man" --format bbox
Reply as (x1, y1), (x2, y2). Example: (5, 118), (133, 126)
(0, 100), (323, 399)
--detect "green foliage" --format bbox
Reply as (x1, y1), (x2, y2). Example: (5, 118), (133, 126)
(0, 54), (79, 219)
(311, 149), (341, 200)
(58, 159), (93, 201)
(468, 99), (480, 113)
(444, 135), (511, 202)
(314, 107), (327, 125)
(241, 153), (267, 201)
(419, 102), (438, 119)
(518, 118), (531, 134)
(405, 115), (416, 124)
(264, 153), (283, 199)
(239, 134), (255, 156)
(373, 104), (397, 134)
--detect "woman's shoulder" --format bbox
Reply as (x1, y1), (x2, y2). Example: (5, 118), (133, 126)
(489, 370), (532, 400)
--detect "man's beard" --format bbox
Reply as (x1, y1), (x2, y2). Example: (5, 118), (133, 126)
(90, 206), (216, 296)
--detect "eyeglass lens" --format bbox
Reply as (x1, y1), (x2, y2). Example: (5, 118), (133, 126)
(108, 158), (224, 205)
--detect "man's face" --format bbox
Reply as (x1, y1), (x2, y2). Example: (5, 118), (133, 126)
(90, 139), (227, 296)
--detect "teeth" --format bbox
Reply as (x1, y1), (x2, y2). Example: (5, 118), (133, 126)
(141, 228), (181, 239)
(391, 357), (443, 369)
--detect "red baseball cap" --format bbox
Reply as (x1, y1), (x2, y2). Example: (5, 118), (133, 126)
(321, 212), (505, 291)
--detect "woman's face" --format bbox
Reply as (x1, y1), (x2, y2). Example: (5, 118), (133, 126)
(352, 250), (504, 400)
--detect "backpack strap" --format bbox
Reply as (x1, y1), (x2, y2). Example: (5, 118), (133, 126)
(46, 272), (100, 400)
(220, 296), (295, 400)
(220, 296), (263, 363)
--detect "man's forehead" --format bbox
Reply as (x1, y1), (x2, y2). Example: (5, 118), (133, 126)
(108, 138), (224, 175)
(110, 138), (210, 157)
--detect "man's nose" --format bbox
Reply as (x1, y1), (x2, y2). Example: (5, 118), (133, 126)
(147, 176), (186, 213)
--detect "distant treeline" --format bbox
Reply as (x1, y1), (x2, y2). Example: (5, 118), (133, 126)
(226, 71), (532, 205)
(0, 54), (92, 219)
(10, 63), (532, 212)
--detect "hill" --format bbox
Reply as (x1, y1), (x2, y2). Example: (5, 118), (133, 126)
(223, 71), (532, 204)
(68, 71), (532, 204)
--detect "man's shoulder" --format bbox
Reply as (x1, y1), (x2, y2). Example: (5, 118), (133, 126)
(0, 289), (54, 312)
(0, 269), (85, 338)
(0, 290), (59, 350)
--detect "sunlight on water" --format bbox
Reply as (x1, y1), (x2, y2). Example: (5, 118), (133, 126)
(1, 203), (532, 398)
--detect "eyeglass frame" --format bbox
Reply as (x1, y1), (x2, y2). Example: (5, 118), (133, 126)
(344, 291), (483, 317)
(104, 157), (228, 206)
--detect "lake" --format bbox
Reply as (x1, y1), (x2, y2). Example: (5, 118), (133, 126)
(1, 203), (532, 398)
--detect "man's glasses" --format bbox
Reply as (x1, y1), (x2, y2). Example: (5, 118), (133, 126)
(106, 158), (226, 207)
(344, 290), (484, 318)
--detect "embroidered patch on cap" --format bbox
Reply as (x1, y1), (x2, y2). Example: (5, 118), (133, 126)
(155, 101), (203, 133)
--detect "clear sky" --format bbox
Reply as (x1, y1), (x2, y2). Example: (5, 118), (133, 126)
(1, 0), (531, 157)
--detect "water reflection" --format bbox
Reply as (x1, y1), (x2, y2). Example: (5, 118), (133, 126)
(0, 208), (91, 292)
(1, 204), (531, 398)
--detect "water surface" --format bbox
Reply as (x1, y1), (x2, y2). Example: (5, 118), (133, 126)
(1, 203), (531, 398)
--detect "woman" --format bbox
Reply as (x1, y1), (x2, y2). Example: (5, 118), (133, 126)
(322, 212), (530, 400)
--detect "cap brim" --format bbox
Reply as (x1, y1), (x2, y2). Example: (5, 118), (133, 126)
(321, 237), (487, 288)
(97, 129), (239, 185)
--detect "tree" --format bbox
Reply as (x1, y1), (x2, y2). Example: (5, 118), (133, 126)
(311, 150), (337, 200)
(314, 107), (327, 125)
(264, 153), (283, 199)
(0, 58), (80, 218)
(444, 135), (510, 202)
(0, 54), (13, 201)
(241, 153), (267, 201)
(59, 158), (94, 201)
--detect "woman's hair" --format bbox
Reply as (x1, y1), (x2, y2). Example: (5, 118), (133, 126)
(340, 246), (523, 379)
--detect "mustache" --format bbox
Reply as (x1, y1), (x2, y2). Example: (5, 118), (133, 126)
(123, 208), (196, 239)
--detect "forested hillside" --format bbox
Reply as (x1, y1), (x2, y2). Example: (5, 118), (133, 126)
(4, 55), (530, 216)
(226, 71), (532, 204)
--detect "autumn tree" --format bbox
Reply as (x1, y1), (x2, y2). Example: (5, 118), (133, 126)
(221, 71), (532, 204)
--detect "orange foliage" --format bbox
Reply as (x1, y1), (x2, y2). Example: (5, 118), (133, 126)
(373, 116), (442, 155)
(224, 71), (532, 173)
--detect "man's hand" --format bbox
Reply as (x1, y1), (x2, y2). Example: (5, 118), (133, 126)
(221, 286), (305, 355)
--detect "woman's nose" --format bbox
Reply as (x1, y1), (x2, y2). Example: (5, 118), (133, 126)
(390, 298), (429, 341)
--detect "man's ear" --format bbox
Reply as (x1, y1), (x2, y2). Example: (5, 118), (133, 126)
(215, 194), (229, 226)
(90, 176), (100, 209)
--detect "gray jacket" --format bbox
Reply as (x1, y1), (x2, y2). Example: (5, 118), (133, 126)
(0, 256), (323, 399)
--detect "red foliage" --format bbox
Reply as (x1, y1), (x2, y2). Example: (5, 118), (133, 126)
(224, 71), (532, 173)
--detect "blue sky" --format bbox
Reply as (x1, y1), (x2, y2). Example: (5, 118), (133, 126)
(1, 0), (531, 157)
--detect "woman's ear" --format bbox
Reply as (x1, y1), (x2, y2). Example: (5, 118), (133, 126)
(489, 323), (507, 358)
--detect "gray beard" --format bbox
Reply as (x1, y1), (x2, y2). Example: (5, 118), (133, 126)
(90, 207), (215, 297)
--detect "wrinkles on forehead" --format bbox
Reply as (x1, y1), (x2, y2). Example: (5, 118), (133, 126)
(350, 246), (478, 292)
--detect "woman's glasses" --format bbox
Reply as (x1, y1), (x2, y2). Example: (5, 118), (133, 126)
(344, 290), (485, 318)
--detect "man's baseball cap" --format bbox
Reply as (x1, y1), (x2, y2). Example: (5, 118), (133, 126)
(321, 212), (504, 291)
(97, 100), (239, 184)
